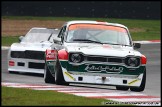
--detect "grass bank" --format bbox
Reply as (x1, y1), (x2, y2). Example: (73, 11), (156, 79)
(2, 86), (127, 106)
(2, 16), (160, 46)
(2, 36), (19, 46)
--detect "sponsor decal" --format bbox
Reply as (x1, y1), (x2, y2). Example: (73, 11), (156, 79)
(68, 24), (126, 32)
(46, 49), (57, 60)
(128, 79), (139, 85)
(64, 72), (76, 81)
(85, 64), (123, 73)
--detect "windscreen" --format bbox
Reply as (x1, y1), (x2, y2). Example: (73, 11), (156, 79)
(66, 24), (131, 46)
(21, 29), (59, 43)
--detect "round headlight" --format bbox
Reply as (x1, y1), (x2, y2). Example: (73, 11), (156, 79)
(71, 54), (82, 63)
(127, 57), (138, 67)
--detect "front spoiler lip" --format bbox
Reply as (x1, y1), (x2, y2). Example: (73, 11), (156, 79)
(62, 68), (143, 87)
(8, 68), (44, 74)
(68, 71), (139, 79)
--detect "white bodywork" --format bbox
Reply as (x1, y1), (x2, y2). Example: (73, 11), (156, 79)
(54, 21), (146, 87)
(64, 43), (141, 57)
(61, 43), (143, 87)
(8, 42), (52, 74)
(8, 27), (59, 74)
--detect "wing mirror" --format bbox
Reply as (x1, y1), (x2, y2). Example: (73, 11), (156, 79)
(19, 36), (24, 42)
(133, 43), (141, 49)
(53, 37), (61, 44)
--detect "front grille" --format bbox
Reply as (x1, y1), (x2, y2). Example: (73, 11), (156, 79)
(25, 51), (44, 60)
(28, 62), (45, 69)
(108, 58), (123, 63)
(11, 51), (45, 60)
(11, 51), (25, 58)
(86, 56), (123, 63)
(87, 56), (107, 62)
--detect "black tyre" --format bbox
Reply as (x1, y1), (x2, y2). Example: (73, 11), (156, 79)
(9, 71), (19, 74)
(130, 69), (146, 92)
(55, 60), (69, 85)
(44, 64), (55, 83)
(116, 86), (129, 91)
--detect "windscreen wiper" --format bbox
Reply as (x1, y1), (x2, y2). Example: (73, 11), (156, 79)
(105, 43), (130, 46)
(73, 39), (103, 44)
(48, 33), (53, 41)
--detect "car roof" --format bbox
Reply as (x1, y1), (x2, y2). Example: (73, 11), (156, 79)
(64, 20), (127, 29)
(28, 27), (60, 34)
(31, 27), (59, 30)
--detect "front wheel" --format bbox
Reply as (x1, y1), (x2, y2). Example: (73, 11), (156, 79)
(44, 64), (55, 83)
(55, 60), (69, 85)
(130, 69), (146, 92)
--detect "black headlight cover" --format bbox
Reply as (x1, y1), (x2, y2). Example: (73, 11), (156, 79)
(125, 56), (140, 67)
(69, 53), (84, 63)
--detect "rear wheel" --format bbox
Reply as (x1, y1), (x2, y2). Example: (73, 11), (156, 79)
(55, 60), (69, 85)
(44, 64), (55, 83)
(116, 86), (129, 91)
(130, 69), (146, 92)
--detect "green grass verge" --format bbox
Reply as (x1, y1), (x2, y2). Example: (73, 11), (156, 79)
(2, 16), (160, 46)
(2, 36), (19, 46)
(2, 86), (130, 106)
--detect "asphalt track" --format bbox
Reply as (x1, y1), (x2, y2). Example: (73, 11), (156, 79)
(1, 44), (161, 98)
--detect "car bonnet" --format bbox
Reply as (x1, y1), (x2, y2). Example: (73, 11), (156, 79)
(64, 43), (141, 57)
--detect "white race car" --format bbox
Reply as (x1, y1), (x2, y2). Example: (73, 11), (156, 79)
(8, 27), (60, 74)
(44, 21), (147, 92)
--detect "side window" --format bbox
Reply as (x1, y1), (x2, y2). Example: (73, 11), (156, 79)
(58, 26), (66, 38)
